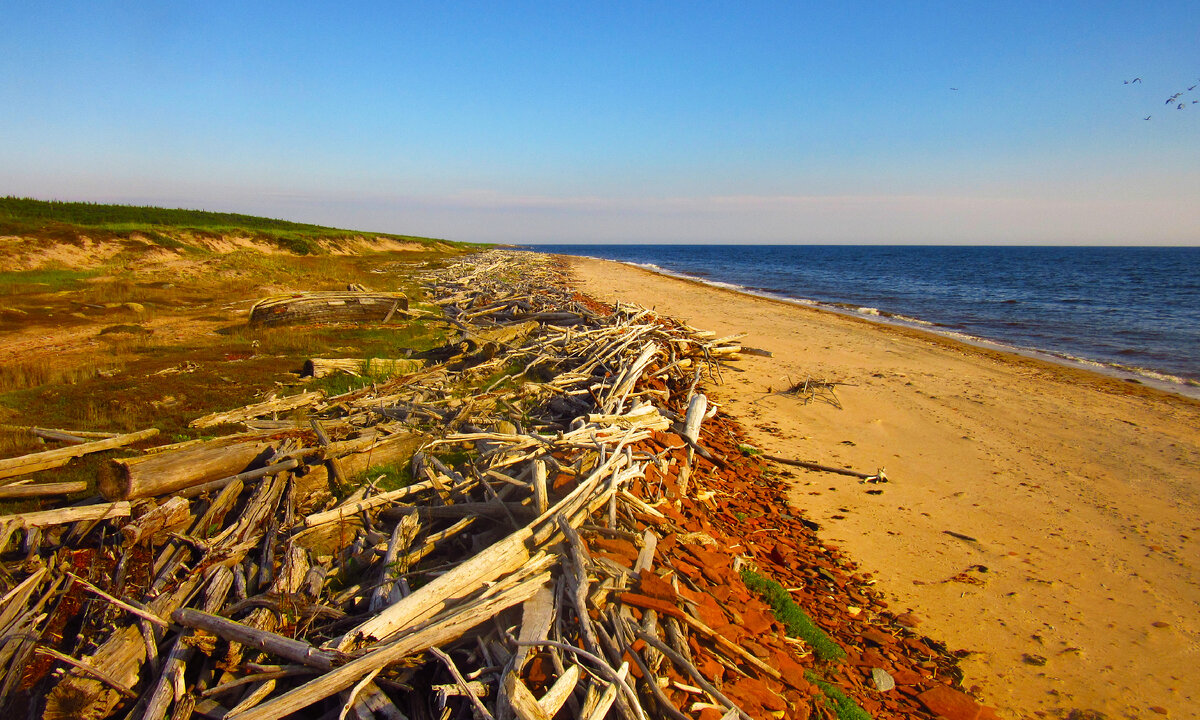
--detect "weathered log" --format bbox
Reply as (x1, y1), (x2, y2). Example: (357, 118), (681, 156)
(249, 291), (409, 327)
(0, 428), (159, 483)
(121, 496), (192, 545)
(303, 357), (426, 379)
(189, 390), (323, 429)
(0, 480), (88, 499)
(0, 501), (131, 529)
(99, 437), (277, 500)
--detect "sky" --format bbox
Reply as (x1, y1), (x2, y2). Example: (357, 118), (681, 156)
(1, 2), (1198, 245)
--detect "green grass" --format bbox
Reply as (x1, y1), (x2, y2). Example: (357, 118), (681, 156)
(740, 568), (846, 663)
(0, 268), (102, 295)
(806, 672), (873, 720)
(0, 196), (475, 253)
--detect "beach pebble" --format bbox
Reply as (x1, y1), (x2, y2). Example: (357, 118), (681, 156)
(871, 667), (896, 692)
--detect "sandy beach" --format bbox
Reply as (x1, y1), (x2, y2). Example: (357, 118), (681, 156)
(565, 255), (1200, 720)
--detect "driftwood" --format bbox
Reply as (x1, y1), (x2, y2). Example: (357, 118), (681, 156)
(98, 437), (277, 500)
(188, 391), (323, 429)
(1, 250), (887, 720)
(0, 428), (159, 483)
(249, 291), (408, 327)
(762, 453), (888, 482)
(304, 357), (426, 379)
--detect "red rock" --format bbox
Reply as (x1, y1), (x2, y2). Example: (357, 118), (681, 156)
(918, 684), (983, 720)
(589, 536), (639, 562)
(890, 668), (923, 685)
(862, 628), (894, 647)
(637, 572), (677, 602)
(697, 709), (724, 720)
(741, 605), (775, 635)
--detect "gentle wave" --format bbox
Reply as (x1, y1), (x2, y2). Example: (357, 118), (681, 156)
(550, 244), (1200, 397)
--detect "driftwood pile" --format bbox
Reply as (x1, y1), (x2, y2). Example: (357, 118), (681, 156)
(0, 250), (987, 720)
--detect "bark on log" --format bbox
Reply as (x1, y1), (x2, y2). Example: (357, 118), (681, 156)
(99, 438), (277, 501)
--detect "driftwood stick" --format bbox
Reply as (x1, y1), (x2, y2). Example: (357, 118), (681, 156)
(65, 571), (170, 628)
(35, 646), (138, 699)
(761, 454), (887, 481)
(555, 514), (600, 656)
(430, 647), (495, 720)
(634, 630), (752, 720)
(171, 609), (336, 671)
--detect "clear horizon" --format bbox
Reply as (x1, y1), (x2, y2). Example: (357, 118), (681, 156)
(2, 2), (1198, 245)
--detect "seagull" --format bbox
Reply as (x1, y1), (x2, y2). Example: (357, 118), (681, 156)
(1180, 103), (1187, 109)
(1125, 77), (1142, 84)
(1144, 115), (1152, 120)
(1189, 85), (1197, 91)
(950, 87), (959, 91)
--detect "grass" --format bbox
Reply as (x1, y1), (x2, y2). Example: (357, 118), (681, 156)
(740, 568), (846, 663)
(0, 206), (475, 514)
(741, 569), (870, 718)
(0, 268), (102, 296)
(0, 196), (470, 253)
(806, 672), (873, 720)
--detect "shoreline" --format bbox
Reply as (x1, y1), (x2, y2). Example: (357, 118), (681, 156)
(559, 252), (1200, 720)
(560, 251), (1200, 401)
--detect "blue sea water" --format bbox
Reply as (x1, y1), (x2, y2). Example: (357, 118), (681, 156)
(535, 245), (1200, 389)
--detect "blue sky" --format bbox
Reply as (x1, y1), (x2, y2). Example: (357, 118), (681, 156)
(2, 2), (1197, 244)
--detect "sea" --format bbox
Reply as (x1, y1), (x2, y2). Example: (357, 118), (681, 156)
(534, 245), (1200, 396)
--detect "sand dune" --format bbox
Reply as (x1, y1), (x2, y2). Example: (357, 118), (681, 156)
(565, 254), (1200, 720)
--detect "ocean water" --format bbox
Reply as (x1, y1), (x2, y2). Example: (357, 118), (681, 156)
(536, 245), (1200, 389)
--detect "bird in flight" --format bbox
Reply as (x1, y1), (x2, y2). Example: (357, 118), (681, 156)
(1144, 115), (1152, 120)
(1125, 77), (1142, 84)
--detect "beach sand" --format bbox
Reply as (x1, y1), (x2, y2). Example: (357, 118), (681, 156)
(565, 255), (1200, 720)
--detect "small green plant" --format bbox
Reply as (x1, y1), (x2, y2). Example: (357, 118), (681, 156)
(740, 568), (846, 663)
(738, 443), (762, 456)
(806, 672), (873, 720)
(734, 511), (748, 522)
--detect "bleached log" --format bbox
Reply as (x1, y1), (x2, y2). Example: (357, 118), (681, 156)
(0, 428), (159, 483)
(0, 481), (88, 499)
(0, 501), (131, 529)
(188, 390), (324, 429)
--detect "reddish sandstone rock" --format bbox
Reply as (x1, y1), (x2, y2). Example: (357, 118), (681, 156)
(636, 572), (677, 602)
(918, 683), (985, 720)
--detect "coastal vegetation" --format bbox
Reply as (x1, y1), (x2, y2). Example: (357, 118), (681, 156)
(0, 196), (457, 254)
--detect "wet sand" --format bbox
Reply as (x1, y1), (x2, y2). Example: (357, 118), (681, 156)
(564, 254), (1200, 720)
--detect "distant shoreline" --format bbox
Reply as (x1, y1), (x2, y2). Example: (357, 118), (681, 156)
(544, 248), (1200, 403)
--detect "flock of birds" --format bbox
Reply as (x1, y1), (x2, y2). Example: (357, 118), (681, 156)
(1124, 76), (1199, 120)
